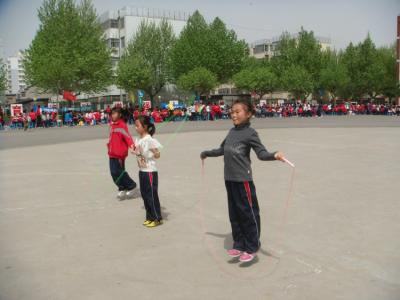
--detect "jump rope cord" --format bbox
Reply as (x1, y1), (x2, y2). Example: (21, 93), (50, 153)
(200, 159), (296, 280)
(132, 115), (188, 151)
(160, 115), (188, 149)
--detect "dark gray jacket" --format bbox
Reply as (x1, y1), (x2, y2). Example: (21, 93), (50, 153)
(201, 122), (276, 182)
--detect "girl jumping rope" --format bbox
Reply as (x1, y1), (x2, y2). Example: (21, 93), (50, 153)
(134, 115), (163, 228)
(107, 107), (137, 200)
(200, 99), (285, 263)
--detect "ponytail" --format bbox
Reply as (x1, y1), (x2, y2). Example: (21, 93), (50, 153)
(233, 99), (255, 115)
(148, 123), (155, 136)
(137, 115), (156, 136)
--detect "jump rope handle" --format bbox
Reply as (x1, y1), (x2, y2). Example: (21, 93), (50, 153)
(282, 157), (295, 168)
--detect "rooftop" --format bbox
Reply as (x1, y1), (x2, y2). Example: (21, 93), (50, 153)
(251, 33), (331, 47)
(99, 6), (190, 23)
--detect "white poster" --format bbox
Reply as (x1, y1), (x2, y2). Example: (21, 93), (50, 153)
(143, 100), (151, 109)
(48, 103), (59, 109)
(10, 104), (23, 116)
(112, 101), (123, 108)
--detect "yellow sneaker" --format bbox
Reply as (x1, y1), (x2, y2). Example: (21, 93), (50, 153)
(146, 220), (163, 228)
(143, 220), (152, 226)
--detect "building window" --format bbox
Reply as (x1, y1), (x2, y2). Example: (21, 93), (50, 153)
(110, 19), (119, 28)
(101, 21), (109, 30)
(107, 38), (120, 48)
(102, 19), (122, 30)
(121, 37), (125, 48)
(218, 88), (231, 95)
(253, 44), (266, 54)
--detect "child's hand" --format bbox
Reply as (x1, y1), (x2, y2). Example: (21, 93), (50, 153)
(129, 144), (135, 154)
(274, 151), (285, 161)
(150, 148), (160, 159)
(200, 152), (207, 160)
(134, 145), (142, 156)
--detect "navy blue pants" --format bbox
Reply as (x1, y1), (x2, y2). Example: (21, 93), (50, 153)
(109, 158), (136, 191)
(139, 171), (162, 221)
(225, 181), (261, 254)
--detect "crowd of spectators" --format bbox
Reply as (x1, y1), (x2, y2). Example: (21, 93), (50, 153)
(1, 101), (399, 130)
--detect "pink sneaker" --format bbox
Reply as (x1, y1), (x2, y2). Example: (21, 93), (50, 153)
(227, 249), (242, 258)
(239, 252), (255, 262)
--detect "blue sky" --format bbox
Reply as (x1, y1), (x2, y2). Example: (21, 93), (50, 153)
(0, 0), (399, 57)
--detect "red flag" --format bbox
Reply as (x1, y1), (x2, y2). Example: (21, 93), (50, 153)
(63, 90), (77, 101)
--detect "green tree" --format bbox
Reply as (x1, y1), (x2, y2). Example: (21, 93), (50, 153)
(356, 35), (384, 99)
(341, 35), (388, 100)
(271, 32), (297, 75)
(376, 46), (399, 99)
(233, 66), (278, 99)
(296, 28), (323, 92)
(281, 65), (314, 100)
(320, 50), (350, 101)
(0, 59), (6, 93)
(271, 29), (323, 95)
(340, 42), (360, 99)
(116, 19), (175, 106)
(177, 67), (218, 98)
(170, 11), (248, 83)
(24, 0), (112, 95)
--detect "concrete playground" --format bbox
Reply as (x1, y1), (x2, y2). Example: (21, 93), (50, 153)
(0, 117), (399, 300)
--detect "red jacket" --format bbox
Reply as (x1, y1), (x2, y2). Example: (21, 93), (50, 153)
(29, 112), (37, 121)
(107, 120), (134, 159)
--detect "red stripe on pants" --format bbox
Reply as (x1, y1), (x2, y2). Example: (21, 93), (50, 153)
(243, 181), (252, 207)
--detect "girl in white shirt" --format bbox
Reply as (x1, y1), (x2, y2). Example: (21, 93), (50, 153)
(134, 115), (163, 227)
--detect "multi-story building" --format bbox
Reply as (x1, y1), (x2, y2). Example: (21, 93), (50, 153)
(100, 6), (188, 67)
(5, 50), (26, 95)
(250, 33), (331, 59)
(211, 34), (331, 103)
(76, 7), (189, 104)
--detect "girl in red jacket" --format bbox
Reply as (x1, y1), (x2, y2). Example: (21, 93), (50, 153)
(108, 107), (137, 200)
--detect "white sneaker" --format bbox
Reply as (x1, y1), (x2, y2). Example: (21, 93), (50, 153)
(117, 191), (127, 200)
(125, 188), (136, 199)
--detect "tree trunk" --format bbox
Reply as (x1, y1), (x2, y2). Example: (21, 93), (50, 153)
(149, 94), (155, 108)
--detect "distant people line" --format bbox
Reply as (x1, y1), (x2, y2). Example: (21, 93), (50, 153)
(1, 102), (399, 130)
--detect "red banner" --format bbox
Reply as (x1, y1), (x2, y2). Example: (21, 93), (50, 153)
(63, 90), (77, 101)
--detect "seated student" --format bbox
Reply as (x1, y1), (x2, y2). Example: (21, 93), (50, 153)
(29, 109), (37, 128)
(297, 106), (303, 117)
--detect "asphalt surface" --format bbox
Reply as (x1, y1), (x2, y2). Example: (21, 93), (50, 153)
(0, 115), (399, 150)
(0, 117), (399, 300)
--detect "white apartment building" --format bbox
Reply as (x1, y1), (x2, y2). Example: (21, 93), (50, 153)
(6, 51), (26, 95)
(76, 7), (189, 102)
(100, 6), (188, 67)
(211, 34), (331, 102)
(250, 33), (331, 59)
